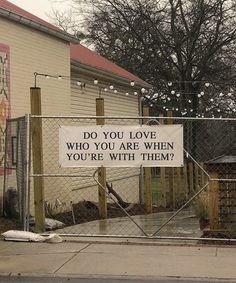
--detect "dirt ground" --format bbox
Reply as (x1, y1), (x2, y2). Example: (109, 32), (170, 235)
(1, 204), (235, 244)
(0, 217), (19, 234)
(1, 202), (170, 233)
(50, 201), (169, 228)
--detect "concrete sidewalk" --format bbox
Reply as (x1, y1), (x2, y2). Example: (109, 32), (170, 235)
(0, 238), (236, 281)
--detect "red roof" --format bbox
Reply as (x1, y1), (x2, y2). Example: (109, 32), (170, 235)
(70, 44), (145, 83)
(0, 0), (58, 30)
(0, 0), (145, 83)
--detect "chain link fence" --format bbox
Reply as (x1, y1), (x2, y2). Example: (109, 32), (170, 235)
(3, 115), (236, 241)
(3, 116), (29, 230)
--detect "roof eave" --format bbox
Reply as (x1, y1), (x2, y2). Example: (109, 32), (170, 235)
(71, 59), (151, 89)
(0, 7), (80, 44)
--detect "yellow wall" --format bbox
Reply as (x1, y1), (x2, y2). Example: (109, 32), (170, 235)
(71, 81), (139, 116)
(0, 17), (71, 117)
(0, 16), (71, 215)
(0, 16), (142, 221)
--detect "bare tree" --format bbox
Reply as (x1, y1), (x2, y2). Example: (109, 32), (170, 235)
(52, 0), (236, 117)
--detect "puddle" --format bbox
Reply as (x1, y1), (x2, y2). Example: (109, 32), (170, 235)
(56, 209), (202, 238)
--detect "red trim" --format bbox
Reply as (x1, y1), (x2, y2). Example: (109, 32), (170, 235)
(0, 43), (11, 175)
(0, 43), (9, 53)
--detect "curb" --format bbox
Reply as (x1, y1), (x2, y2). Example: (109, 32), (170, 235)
(1, 273), (236, 282)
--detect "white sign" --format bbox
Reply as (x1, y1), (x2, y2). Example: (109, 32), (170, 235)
(59, 125), (183, 167)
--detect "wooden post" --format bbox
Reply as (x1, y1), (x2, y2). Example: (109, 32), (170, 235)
(30, 87), (45, 232)
(188, 162), (194, 195)
(176, 167), (182, 205)
(142, 105), (150, 122)
(166, 110), (173, 125)
(200, 162), (206, 187)
(194, 163), (199, 191)
(166, 111), (175, 209)
(183, 163), (188, 198)
(143, 105), (152, 213)
(159, 114), (166, 207)
(208, 172), (219, 230)
(171, 168), (176, 209)
(160, 168), (166, 207)
(96, 98), (107, 219)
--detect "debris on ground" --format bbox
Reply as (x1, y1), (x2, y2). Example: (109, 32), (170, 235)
(1, 230), (63, 243)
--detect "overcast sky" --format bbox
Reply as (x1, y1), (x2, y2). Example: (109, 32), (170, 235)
(8, 0), (69, 21)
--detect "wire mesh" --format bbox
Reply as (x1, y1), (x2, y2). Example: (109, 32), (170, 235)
(4, 115), (236, 241)
(3, 116), (28, 229)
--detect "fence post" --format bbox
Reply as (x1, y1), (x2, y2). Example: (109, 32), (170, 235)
(208, 172), (219, 230)
(25, 114), (31, 231)
(183, 163), (188, 198)
(159, 114), (166, 207)
(30, 87), (45, 232)
(194, 162), (199, 191)
(200, 162), (206, 187)
(166, 111), (175, 209)
(96, 98), (107, 219)
(143, 105), (152, 213)
(176, 167), (182, 206)
(188, 162), (194, 195)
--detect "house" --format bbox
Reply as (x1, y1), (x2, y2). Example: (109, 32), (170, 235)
(0, 0), (149, 118)
(0, 0), (149, 224)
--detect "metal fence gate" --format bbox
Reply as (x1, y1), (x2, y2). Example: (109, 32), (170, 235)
(3, 115), (236, 241)
(3, 116), (29, 230)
